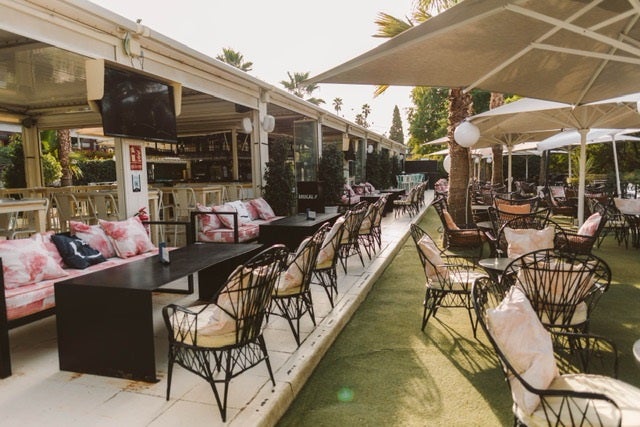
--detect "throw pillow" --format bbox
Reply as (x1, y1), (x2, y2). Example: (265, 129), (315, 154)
(0, 238), (68, 289)
(244, 200), (260, 221)
(51, 234), (106, 269)
(30, 231), (65, 267)
(442, 211), (460, 230)
(212, 205), (237, 229)
(227, 200), (252, 225)
(196, 203), (222, 231)
(577, 212), (601, 236)
(317, 216), (345, 268)
(275, 237), (312, 294)
(497, 203), (530, 215)
(69, 221), (116, 258)
(417, 235), (447, 280)
(504, 227), (555, 259)
(99, 216), (155, 258)
(486, 287), (558, 415)
(250, 198), (276, 220)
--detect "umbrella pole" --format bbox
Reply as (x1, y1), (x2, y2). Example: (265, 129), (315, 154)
(525, 156), (529, 180)
(507, 145), (513, 192)
(578, 129), (588, 226)
(611, 136), (622, 197)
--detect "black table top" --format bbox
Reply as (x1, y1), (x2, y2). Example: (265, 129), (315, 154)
(54, 243), (261, 291)
(262, 212), (341, 228)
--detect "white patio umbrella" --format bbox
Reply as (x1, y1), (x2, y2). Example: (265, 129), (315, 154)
(308, 0), (640, 106)
(423, 131), (554, 190)
(538, 128), (640, 196)
(468, 94), (640, 224)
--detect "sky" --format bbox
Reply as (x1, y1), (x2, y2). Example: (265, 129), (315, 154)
(89, 0), (416, 138)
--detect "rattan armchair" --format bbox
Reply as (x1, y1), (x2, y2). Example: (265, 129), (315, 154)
(472, 278), (640, 427)
(431, 195), (486, 260)
(338, 202), (367, 273)
(554, 211), (608, 255)
(313, 215), (347, 307)
(162, 244), (288, 422)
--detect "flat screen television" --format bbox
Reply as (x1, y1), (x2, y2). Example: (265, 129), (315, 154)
(99, 66), (178, 143)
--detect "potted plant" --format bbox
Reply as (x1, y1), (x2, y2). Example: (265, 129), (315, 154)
(318, 144), (345, 213)
(263, 138), (295, 216)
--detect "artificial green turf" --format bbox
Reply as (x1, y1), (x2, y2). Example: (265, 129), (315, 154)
(277, 209), (640, 426)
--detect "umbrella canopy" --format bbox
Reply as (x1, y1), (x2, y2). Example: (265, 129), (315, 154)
(425, 131), (555, 190)
(538, 128), (640, 196)
(308, 0), (640, 105)
(467, 94), (640, 224)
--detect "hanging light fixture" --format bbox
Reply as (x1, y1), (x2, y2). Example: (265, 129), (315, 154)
(443, 154), (451, 173)
(454, 120), (480, 148)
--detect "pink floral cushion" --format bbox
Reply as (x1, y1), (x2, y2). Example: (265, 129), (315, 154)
(70, 221), (116, 259)
(99, 216), (155, 258)
(211, 205), (237, 229)
(0, 239), (68, 289)
(250, 198), (276, 220)
(245, 201), (260, 220)
(30, 231), (64, 267)
(196, 203), (222, 231)
(577, 212), (601, 236)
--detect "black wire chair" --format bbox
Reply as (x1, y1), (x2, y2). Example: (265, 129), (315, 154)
(162, 244), (288, 422)
(269, 223), (327, 346)
(410, 223), (486, 337)
(472, 278), (639, 427)
(312, 215), (347, 307)
(500, 249), (611, 334)
(338, 202), (367, 273)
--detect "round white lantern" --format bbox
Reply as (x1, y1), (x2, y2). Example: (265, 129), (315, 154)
(443, 155), (451, 173)
(454, 120), (480, 148)
(486, 156), (493, 164)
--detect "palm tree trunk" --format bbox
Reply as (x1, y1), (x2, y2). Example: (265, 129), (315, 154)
(58, 129), (72, 187)
(447, 88), (472, 224)
(489, 93), (504, 187)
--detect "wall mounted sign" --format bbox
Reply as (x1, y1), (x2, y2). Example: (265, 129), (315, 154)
(129, 145), (143, 170)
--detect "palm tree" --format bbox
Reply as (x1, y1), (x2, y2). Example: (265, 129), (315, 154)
(375, 0), (473, 221)
(280, 71), (325, 105)
(333, 97), (343, 115)
(57, 129), (72, 186)
(216, 47), (253, 72)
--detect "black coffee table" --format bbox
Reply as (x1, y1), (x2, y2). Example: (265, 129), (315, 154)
(54, 242), (262, 382)
(258, 212), (341, 251)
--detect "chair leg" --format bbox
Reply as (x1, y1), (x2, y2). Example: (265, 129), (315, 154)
(313, 268), (337, 308)
(165, 347), (175, 400)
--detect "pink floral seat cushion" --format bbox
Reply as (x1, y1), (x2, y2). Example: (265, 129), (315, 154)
(197, 223), (260, 243)
(196, 203), (223, 231)
(5, 250), (158, 321)
(99, 216), (155, 258)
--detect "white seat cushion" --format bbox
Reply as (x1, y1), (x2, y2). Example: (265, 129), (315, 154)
(517, 373), (640, 427)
